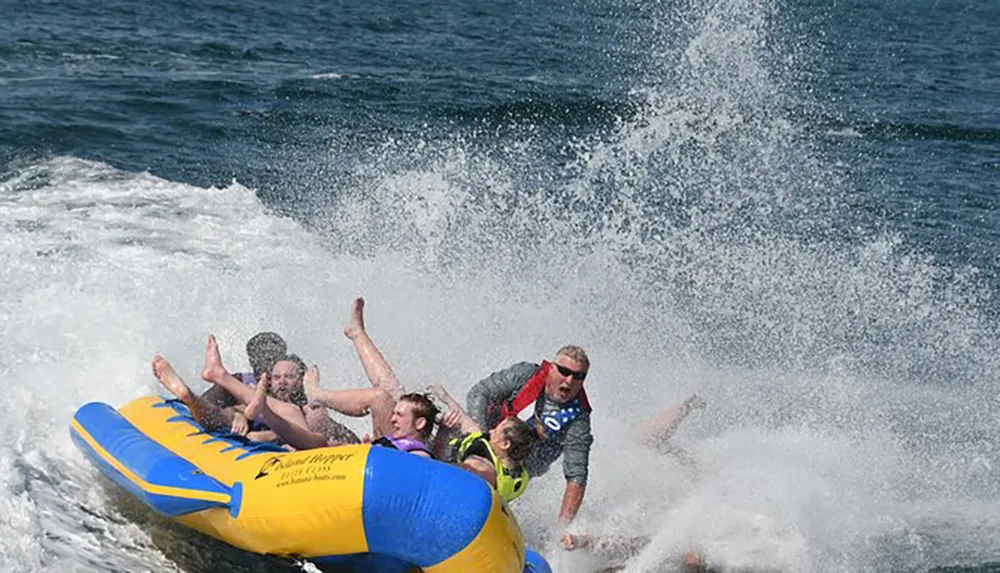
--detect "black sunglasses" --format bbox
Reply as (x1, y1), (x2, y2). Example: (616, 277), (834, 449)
(554, 363), (588, 381)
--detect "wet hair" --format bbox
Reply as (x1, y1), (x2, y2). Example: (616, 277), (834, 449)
(398, 393), (439, 439)
(271, 353), (308, 406)
(246, 332), (287, 377)
(277, 353), (307, 378)
(499, 417), (537, 464)
(555, 345), (590, 368)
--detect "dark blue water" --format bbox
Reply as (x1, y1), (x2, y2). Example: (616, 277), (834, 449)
(4, 0), (997, 267)
(3, 0), (1000, 571)
(813, 0), (1000, 275)
(1, 0), (629, 188)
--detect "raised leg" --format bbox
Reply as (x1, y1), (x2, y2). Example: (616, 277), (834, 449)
(427, 383), (481, 434)
(634, 395), (706, 446)
(343, 297), (404, 398)
(303, 405), (361, 445)
(200, 334), (306, 423)
(152, 354), (228, 430)
(306, 386), (396, 439)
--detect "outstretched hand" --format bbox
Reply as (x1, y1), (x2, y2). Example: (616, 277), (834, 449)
(559, 531), (595, 552)
(426, 382), (460, 409)
(303, 365), (322, 405)
(559, 532), (589, 551)
(230, 411), (249, 436)
(304, 365), (320, 383)
(440, 410), (462, 431)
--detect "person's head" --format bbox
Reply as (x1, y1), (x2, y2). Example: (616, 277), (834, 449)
(391, 393), (439, 441)
(545, 345), (589, 404)
(490, 417), (536, 465)
(270, 354), (307, 405)
(247, 332), (287, 377)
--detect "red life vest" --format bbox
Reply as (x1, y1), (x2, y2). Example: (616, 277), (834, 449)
(500, 360), (592, 420)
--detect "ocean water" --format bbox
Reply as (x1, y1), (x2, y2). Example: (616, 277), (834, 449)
(2, 0), (999, 571)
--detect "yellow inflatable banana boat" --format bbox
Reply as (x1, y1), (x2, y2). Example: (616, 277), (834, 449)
(70, 396), (551, 572)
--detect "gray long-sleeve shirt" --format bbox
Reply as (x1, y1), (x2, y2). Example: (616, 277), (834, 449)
(466, 362), (593, 485)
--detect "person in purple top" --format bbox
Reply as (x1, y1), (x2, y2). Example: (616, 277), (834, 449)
(236, 378), (437, 455)
(362, 393), (438, 458)
(153, 345), (328, 449)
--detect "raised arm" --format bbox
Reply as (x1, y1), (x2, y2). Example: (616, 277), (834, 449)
(428, 383), (481, 435)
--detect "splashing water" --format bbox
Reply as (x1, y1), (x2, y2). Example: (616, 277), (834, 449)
(3, 0), (999, 572)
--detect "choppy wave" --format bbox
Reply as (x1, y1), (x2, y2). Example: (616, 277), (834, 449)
(3, 0), (1000, 571)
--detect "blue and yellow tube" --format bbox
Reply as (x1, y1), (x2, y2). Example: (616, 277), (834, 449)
(70, 396), (550, 572)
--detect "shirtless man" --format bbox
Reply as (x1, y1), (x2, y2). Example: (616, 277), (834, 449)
(190, 332), (287, 434)
(152, 338), (357, 447)
(200, 334), (360, 446)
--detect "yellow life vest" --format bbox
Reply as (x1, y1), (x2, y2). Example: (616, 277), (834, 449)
(450, 432), (530, 503)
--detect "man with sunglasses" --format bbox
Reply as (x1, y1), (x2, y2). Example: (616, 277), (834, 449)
(466, 345), (593, 529)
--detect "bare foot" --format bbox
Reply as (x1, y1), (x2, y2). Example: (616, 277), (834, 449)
(682, 551), (707, 571)
(685, 394), (707, 411)
(200, 335), (228, 383)
(152, 354), (192, 401)
(303, 365), (322, 404)
(244, 373), (270, 422)
(343, 297), (366, 340)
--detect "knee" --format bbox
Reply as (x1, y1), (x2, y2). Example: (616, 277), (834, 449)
(371, 388), (395, 410)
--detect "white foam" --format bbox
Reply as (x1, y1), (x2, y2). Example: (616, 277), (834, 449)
(3, 1), (1000, 571)
(308, 72), (349, 80)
